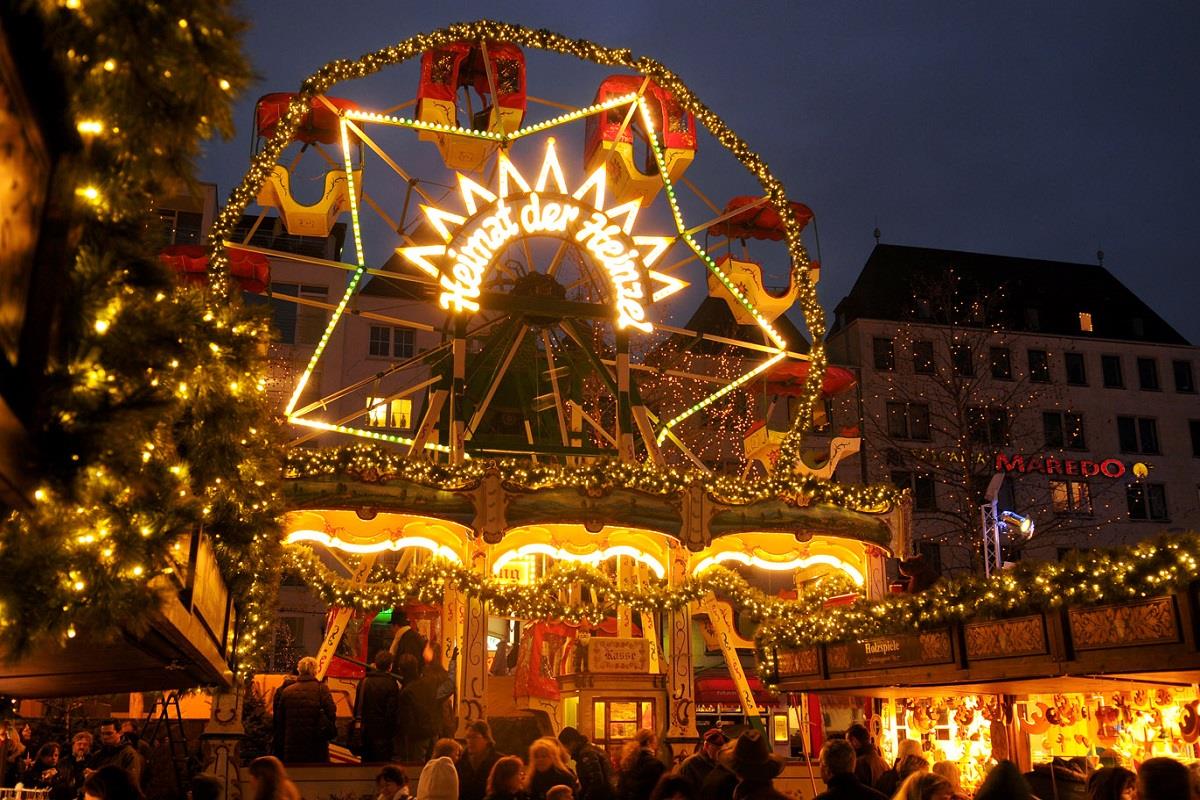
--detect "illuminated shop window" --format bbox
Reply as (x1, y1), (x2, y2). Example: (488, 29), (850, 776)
(1050, 479), (1093, 516)
(365, 397), (413, 429)
(593, 699), (655, 755)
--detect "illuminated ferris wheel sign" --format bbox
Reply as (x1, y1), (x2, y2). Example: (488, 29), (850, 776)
(397, 139), (681, 331)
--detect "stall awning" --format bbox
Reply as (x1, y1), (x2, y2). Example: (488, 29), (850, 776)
(695, 675), (779, 707)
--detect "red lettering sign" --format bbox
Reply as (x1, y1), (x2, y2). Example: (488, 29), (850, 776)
(995, 454), (1128, 479)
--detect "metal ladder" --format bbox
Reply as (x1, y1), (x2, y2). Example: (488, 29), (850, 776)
(142, 690), (192, 792)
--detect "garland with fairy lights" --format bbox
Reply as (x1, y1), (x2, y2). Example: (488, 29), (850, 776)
(285, 444), (903, 511)
(0, 1), (280, 671)
(207, 18), (828, 478)
(755, 529), (1200, 657)
(283, 545), (858, 625)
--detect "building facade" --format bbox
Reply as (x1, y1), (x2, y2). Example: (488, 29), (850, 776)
(829, 244), (1200, 570)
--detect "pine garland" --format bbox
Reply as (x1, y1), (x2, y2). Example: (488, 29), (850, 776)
(756, 529), (1200, 654)
(282, 545), (858, 625)
(285, 444), (903, 512)
(0, 0), (279, 671)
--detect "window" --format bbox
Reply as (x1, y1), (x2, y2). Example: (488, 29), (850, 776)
(989, 347), (1012, 380)
(873, 337), (895, 371)
(1064, 353), (1087, 386)
(1137, 357), (1160, 390)
(951, 343), (974, 377)
(368, 325), (417, 359)
(1126, 483), (1168, 521)
(1027, 349), (1050, 383)
(1079, 312), (1093, 332)
(968, 406), (1010, 446)
(156, 209), (203, 245)
(912, 340), (935, 374)
(393, 328), (415, 359)
(1117, 416), (1159, 454)
(892, 471), (936, 511)
(368, 326), (390, 357)
(1174, 360), (1196, 393)
(1101, 355), (1123, 388)
(266, 283), (327, 345)
(1024, 308), (1040, 330)
(885, 402), (931, 440)
(917, 541), (943, 574)
(1043, 411), (1086, 450)
(365, 397), (413, 429)
(1190, 420), (1200, 458)
(1050, 480), (1093, 516)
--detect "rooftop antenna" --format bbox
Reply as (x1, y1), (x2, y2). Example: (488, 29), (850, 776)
(1096, 247), (1104, 267)
(873, 217), (881, 244)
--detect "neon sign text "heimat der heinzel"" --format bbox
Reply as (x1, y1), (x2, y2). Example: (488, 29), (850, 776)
(438, 192), (653, 333)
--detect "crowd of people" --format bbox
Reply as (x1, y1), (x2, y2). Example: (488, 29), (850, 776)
(0, 716), (210, 800)
(250, 712), (1200, 800)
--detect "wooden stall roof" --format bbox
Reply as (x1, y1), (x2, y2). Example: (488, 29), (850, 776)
(766, 585), (1200, 694)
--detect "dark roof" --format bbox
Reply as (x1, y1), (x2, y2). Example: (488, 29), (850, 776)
(833, 244), (1188, 345)
(673, 296), (810, 354)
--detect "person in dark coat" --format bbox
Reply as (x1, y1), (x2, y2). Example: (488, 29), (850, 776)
(389, 612), (427, 672)
(559, 726), (614, 800)
(458, 721), (503, 800)
(1137, 757), (1192, 800)
(677, 728), (726, 792)
(973, 760), (1032, 800)
(845, 725), (888, 790)
(617, 730), (665, 800)
(728, 731), (787, 800)
(526, 737), (579, 800)
(401, 656), (444, 761)
(356, 650), (401, 762)
(275, 656), (337, 763)
(485, 755), (531, 800)
(1023, 757), (1088, 800)
(89, 720), (143, 788)
(697, 741), (737, 800)
(813, 740), (886, 800)
(21, 743), (64, 791)
(272, 669), (299, 760)
(57, 732), (93, 800)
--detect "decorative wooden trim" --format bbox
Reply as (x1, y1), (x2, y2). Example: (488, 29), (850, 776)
(964, 615), (1048, 660)
(1069, 596), (1180, 651)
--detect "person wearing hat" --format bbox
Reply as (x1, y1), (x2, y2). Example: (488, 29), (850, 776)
(417, 739), (462, 800)
(729, 731), (787, 800)
(558, 727), (614, 800)
(677, 728), (727, 791)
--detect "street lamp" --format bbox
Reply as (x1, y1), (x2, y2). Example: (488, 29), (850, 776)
(980, 474), (1035, 577)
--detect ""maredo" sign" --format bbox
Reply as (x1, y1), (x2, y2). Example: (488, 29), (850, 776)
(995, 453), (1128, 479)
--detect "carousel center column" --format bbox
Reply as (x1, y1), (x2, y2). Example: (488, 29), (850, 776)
(665, 539), (698, 756)
(453, 534), (490, 734)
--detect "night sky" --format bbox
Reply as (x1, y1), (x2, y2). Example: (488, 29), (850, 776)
(198, 1), (1200, 345)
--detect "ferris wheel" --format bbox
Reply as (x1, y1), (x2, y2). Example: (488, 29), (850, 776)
(210, 22), (833, 472)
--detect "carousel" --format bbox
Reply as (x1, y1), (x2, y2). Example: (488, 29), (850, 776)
(208, 20), (908, 762)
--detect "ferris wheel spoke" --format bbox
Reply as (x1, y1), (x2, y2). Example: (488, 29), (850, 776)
(539, 329), (572, 452)
(464, 323), (529, 442)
